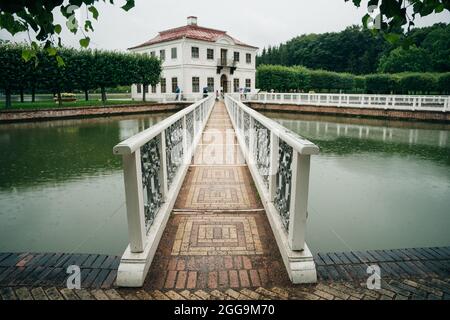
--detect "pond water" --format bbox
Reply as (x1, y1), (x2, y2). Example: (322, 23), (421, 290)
(264, 112), (450, 254)
(0, 111), (449, 256)
(0, 114), (169, 255)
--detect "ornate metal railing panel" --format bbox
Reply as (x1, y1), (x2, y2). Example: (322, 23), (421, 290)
(243, 112), (250, 148)
(273, 139), (293, 231)
(186, 111), (194, 148)
(253, 119), (271, 190)
(195, 107), (201, 133)
(140, 135), (163, 230)
(165, 118), (184, 188)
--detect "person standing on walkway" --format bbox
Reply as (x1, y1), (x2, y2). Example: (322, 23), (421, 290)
(175, 86), (181, 101)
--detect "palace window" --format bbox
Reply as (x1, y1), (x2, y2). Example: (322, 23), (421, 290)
(246, 53), (252, 64)
(161, 78), (166, 93)
(233, 78), (240, 93)
(207, 77), (214, 92)
(160, 49), (165, 61)
(207, 48), (214, 60)
(171, 77), (178, 93)
(233, 51), (240, 62)
(137, 84), (142, 94)
(245, 79), (251, 89)
(171, 47), (177, 59)
(192, 77), (200, 93)
(150, 51), (156, 57)
(151, 85), (156, 93)
(191, 47), (199, 59)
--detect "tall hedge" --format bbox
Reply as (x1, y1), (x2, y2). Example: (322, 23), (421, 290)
(437, 73), (450, 94)
(0, 44), (161, 108)
(397, 73), (437, 94)
(256, 64), (448, 94)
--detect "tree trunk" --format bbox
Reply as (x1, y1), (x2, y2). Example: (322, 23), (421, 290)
(31, 87), (35, 102)
(84, 89), (89, 101)
(5, 88), (11, 109)
(57, 91), (62, 107)
(142, 84), (146, 102)
(101, 87), (107, 103)
(20, 88), (24, 103)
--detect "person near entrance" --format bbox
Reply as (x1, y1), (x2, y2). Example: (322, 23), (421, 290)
(175, 86), (181, 101)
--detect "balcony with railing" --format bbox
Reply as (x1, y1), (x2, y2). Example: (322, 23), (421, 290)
(217, 58), (237, 74)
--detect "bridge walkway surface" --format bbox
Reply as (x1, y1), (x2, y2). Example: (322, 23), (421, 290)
(141, 101), (291, 291)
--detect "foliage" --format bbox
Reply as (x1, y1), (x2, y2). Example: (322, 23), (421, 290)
(256, 64), (447, 94)
(257, 25), (389, 74)
(345, 0), (450, 47)
(256, 65), (355, 92)
(396, 72), (437, 93)
(0, 0), (135, 64)
(378, 46), (431, 73)
(257, 23), (450, 74)
(437, 73), (450, 94)
(0, 44), (161, 108)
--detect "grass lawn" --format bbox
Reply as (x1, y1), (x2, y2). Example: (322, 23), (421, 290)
(2, 99), (157, 110)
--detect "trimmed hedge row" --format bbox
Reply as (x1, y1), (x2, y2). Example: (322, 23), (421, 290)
(256, 65), (450, 94)
(0, 44), (162, 108)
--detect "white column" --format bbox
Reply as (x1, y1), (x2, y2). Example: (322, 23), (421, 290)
(288, 153), (311, 251)
(122, 150), (146, 253)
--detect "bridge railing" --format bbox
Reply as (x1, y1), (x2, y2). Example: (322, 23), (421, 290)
(133, 93), (208, 103)
(113, 95), (215, 286)
(234, 92), (449, 112)
(225, 94), (319, 253)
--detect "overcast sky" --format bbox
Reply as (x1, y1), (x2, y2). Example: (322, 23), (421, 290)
(1, 0), (449, 51)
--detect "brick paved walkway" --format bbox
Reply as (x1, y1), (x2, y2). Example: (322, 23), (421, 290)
(143, 101), (291, 291)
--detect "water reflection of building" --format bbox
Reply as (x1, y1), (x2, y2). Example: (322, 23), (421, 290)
(118, 117), (164, 141)
(277, 119), (449, 148)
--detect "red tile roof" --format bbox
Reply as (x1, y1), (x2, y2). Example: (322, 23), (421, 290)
(129, 24), (257, 50)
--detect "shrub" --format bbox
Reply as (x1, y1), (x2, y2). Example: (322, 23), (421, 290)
(397, 73), (438, 94)
(365, 74), (397, 93)
(437, 73), (450, 94)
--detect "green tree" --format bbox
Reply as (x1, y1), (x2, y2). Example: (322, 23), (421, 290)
(378, 46), (431, 73)
(133, 54), (161, 101)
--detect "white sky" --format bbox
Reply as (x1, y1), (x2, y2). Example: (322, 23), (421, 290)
(1, 0), (449, 51)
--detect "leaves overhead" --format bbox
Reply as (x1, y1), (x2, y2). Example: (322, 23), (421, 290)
(345, 0), (450, 46)
(0, 0), (136, 63)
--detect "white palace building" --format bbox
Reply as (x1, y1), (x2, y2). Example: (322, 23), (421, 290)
(129, 16), (258, 101)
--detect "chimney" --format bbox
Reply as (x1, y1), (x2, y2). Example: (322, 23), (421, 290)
(187, 16), (198, 26)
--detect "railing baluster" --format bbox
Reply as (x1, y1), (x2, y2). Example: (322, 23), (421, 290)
(122, 149), (146, 253)
(288, 152), (311, 251)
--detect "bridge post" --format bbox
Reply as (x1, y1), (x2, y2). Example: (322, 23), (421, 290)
(288, 153), (311, 251)
(122, 150), (146, 253)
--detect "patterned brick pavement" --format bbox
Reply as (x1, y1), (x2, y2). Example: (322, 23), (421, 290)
(144, 101), (291, 291)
